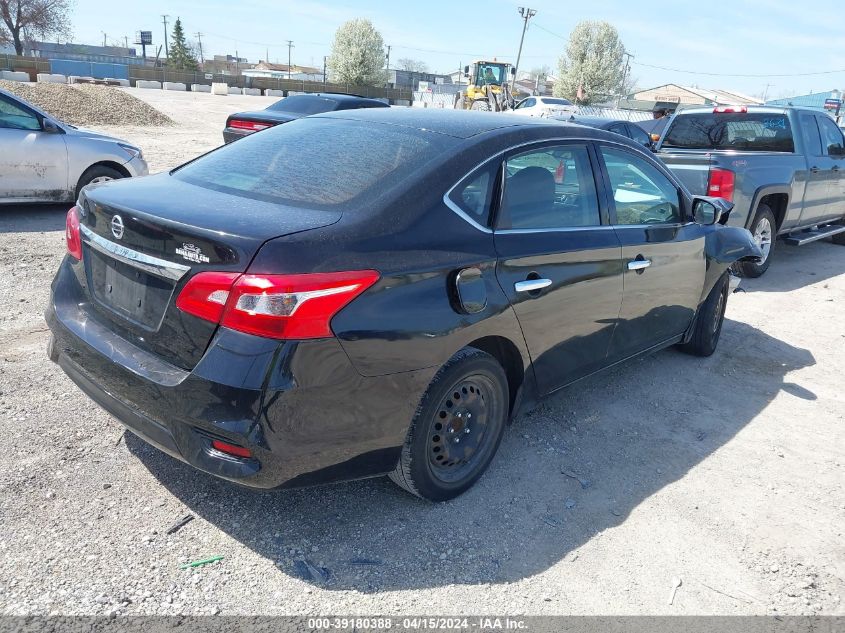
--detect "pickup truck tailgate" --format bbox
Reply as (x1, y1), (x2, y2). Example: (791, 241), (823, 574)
(657, 151), (713, 196)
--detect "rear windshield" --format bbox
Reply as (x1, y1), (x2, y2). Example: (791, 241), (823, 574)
(266, 95), (340, 115)
(172, 117), (456, 208)
(663, 112), (794, 152)
(543, 98), (573, 106)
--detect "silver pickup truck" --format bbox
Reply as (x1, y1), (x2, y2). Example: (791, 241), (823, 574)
(656, 105), (845, 276)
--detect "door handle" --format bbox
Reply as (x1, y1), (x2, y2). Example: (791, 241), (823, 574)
(514, 278), (552, 293)
(627, 259), (652, 271)
(833, 165), (840, 172)
(810, 166), (820, 173)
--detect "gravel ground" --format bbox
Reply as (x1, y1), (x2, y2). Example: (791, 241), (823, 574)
(0, 89), (843, 617)
(0, 81), (173, 127)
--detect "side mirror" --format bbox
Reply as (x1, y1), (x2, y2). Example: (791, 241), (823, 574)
(41, 118), (62, 134)
(829, 144), (845, 156)
(693, 197), (733, 225)
(510, 67), (516, 76)
(464, 65), (470, 75)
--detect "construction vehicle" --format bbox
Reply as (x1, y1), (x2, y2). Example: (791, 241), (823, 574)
(455, 60), (518, 112)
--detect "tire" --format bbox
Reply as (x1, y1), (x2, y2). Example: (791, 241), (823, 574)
(389, 347), (509, 502)
(679, 273), (729, 357)
(470, 100), (491, 111)
(736, 204), (776, 278)
(75, 165), (125, 199)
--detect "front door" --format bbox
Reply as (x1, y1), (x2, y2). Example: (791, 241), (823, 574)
(493, 142), (624, 395)
(0, 94), (68, 202)
(597, 144), (705, 362)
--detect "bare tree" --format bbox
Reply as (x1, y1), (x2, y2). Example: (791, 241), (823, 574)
(0, 0), (72, 56)
(396, 57), (428, 73)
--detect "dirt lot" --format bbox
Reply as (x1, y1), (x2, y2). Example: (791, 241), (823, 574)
(0, 89), (843, 617)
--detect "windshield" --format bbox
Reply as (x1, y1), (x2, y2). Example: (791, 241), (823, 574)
(663, 112), (794, 152)
(475, 64), (507, 86)
(173, 117), (456, 209)
(266, 95), (340, 115)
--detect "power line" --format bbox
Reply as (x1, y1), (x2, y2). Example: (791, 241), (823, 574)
(631, 60), (845, 78)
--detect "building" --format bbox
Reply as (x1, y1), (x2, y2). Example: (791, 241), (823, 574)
(202, 55), (255, 75)
(629, 84), (763, 106)
(766, 89), (844, 113)
(242, 61), (323, 82)
(389, 69), (451, 91)
(24, 41), (149, 65)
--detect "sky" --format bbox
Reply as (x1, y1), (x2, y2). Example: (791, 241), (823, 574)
(69, 0), (845, 100)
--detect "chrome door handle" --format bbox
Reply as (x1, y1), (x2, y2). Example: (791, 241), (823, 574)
(514, 278), (552, 293)
(627, 259), (652, 271)
(810, 166), (820, 173)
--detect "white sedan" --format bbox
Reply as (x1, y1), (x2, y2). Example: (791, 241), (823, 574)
(0, 88), (148, 204)
(510, 96), (578, 118)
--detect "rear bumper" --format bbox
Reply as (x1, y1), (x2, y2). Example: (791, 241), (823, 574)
(47, 259), (435, 489)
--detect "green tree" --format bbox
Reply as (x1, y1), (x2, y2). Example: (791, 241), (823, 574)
(554, 21), (625, 105)
(167, 17), (198, 71)
(327, 18), (386, 86)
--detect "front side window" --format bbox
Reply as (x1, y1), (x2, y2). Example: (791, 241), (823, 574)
(497, 144), (600, 230)
(601, 147), (682, 225)
(816, 115), (844, 156)
(0, 96), (41, 131)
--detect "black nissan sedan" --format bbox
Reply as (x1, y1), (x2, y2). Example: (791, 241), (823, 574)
(556, 115), (653, 149)
(222, 92), (389, 143)
(47, 109), (761, 501)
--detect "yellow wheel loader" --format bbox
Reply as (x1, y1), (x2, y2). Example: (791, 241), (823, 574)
(455, 60), (518, 112)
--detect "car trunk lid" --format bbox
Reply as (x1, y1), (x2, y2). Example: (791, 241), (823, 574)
(77, 174), (341, 369)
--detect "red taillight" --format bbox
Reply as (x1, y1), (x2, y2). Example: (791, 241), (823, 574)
(228, 119), (273, 132)
(211, 439), (252, 458)
(66, 205), (82, 260)
(707, 168), (735, 202)
(176, 270), (380, 340)
(713, 105), (748, 114)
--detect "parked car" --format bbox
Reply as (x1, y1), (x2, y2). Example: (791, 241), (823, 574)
(556, 115), (653, 148)
(510, 96), (578, 118)
(47, 109), (761, 501)
(0, 88), (147, 204)
(222, 92), (389, 143)
(656, 105), (845, 276)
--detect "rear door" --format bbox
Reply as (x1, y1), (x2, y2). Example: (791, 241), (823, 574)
(493, 142), (623, 395)
(797, 113), (831, 225)
(597, 144), (705, 362)
(0, 93), (68, 201)
(814, 115), (845, 223)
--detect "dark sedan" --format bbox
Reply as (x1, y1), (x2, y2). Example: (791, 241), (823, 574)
(555, 114), (653, 148)
(48, 110), (761, 501)
(222, 92), (389, 143)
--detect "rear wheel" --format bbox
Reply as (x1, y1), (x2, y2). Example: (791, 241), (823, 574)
(679, 273), (729, 357)
(470, 100), (491, 111)
(389, 348), (508, 501)
(736, 204), (776, 277)
(75, 165), (125, 199)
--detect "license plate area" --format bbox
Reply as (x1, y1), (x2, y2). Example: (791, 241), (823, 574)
(86, 247), (175, 330)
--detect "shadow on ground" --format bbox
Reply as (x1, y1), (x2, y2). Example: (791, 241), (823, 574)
(127, 318), (814, 592)
(740, 240), (845, 293)
(0, 204), (68, 234)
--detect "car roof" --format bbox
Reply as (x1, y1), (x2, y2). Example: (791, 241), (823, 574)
(675, 105), (792, 115)
(568, 116), (623, 127)
(313, 108), (571, 139)
(297, 92), (385, 103)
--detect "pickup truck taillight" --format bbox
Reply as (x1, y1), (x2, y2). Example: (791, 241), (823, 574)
(707, 168), (735, 202)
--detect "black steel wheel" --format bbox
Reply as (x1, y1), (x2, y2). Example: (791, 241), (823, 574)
(389, 347), (508, 501)
(679, 272), (729, 357)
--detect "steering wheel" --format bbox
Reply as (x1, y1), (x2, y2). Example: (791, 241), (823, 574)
(640, 203), (672, 224)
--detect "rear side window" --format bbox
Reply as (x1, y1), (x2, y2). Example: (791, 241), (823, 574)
(663, 113), (795, 152)
(449, 166), (497, 226)
(498, 144), (600, 230)
(174, 118), (456, 208)
(800, 114), (822, 156)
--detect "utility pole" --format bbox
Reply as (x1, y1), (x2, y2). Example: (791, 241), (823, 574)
(194, 32), (204, 65)
(124, 36), (128, 50)
(619, 51), (633, 105)
(762, 83), (773, 102)
(286, 40), (294, 79)
(161, 15), (169, 59)
(102, 32), (107, 47)
(323, 55), (328, 86)
(513, 7), (536, 86)
(385, 44), (391, 89)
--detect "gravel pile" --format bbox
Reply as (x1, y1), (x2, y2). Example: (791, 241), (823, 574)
(0, 81), (173, 127)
